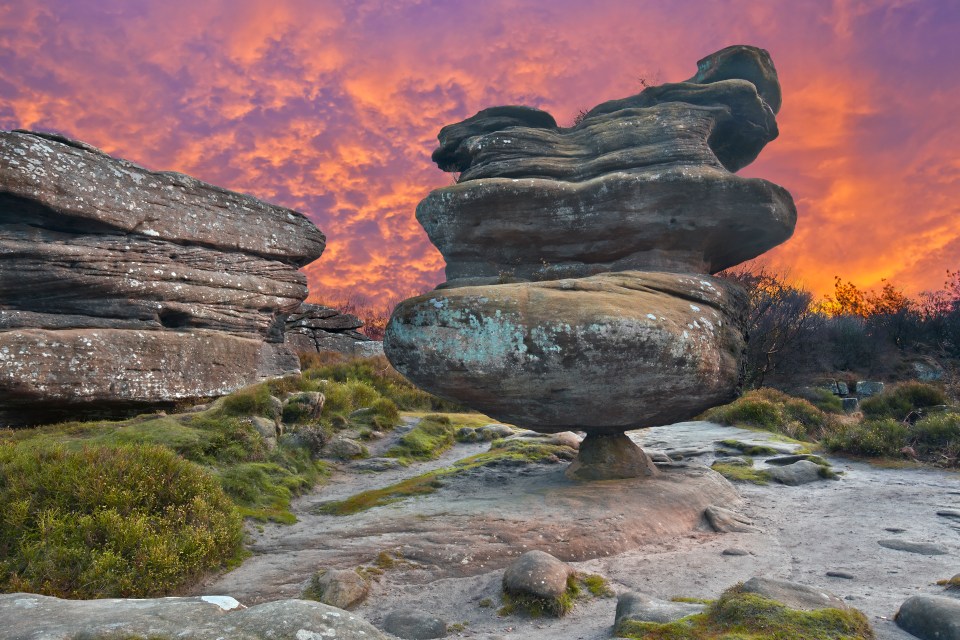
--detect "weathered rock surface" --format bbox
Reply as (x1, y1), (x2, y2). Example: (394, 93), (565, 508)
(566, 432), (658, 481)
(308, 568), (370, 610)
(767, 459), (827, 486)
(740, 577), (848, 611)
(615, 591), (705, 626)
(0, 130), (325, 424)
(419, 46), (792, 286)
(878, 539), (949, 555)
(384, 46), (793, 481)
(0, 592), (389, 640)
(704, 504), (759, 533)
(284, 302), (384, 358)
(1, 130), (324, 263)
(387, 271), (746, 433)
(0, 329), (299, 422)
(382, 610), (448, 639)
(503, 550), (575, 600)
(896, 595), (960, 640)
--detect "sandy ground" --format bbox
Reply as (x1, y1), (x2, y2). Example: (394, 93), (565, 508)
(199, 419), (960, 640)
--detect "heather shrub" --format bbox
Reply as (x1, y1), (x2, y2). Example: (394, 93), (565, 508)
(860, 381), (947, 421)
(0, 442), (242, 598)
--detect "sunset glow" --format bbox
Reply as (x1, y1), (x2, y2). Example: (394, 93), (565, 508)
(2, 0), (957, 307)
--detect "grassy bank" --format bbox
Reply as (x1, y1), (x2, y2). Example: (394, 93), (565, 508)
(705, 382), (959, 468)
(0, 353), (465, 599)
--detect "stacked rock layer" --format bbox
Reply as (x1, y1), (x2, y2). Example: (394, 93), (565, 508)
(0, 130), (326, 424)
(385, 46), (797, 473)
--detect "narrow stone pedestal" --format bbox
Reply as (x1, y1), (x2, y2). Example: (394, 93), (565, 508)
(565, 432), (659, 481)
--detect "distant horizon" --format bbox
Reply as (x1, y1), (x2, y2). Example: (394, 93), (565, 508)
(2, 1), (957, 306)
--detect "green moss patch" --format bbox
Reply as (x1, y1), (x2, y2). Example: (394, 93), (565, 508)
(385, 415), (457, 462)
(499, 573), (612, 618)
(712, 462), (772, 485)
(615, 586), (874, 639)
(0, 442), (243, 599)
(719, 439), (780, 456)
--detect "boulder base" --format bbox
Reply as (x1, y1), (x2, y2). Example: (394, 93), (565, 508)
(566, 433), (659, 481)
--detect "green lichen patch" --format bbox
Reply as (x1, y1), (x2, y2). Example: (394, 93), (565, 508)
(711, 462), (772, 485)
(581, 573), (615, 597)
(615, 586), (874, 639)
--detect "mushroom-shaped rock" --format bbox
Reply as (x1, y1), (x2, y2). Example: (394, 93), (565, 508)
(384, 45), (794, 479)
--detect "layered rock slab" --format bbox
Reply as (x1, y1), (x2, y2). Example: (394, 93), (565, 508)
(0, 130), (325, 424)
(386, 271), (746, 433)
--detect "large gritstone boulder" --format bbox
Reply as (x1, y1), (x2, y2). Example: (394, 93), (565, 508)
(385, 45), (796, 479)
(0, 130), (326, 424)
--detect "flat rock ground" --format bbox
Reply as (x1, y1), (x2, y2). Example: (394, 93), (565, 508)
(198, 420), (959, 640)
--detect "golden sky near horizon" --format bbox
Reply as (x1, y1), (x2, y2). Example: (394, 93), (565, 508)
(1, 0), (958, 308)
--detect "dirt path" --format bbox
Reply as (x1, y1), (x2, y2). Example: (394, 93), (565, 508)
(199, 419), (959, 639)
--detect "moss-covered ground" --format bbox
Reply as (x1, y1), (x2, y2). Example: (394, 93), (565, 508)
(0, 353), (470, 599)
(615, 585), (874, 639)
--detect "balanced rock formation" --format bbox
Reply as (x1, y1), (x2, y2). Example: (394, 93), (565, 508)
(384, 45), (796, 479)
(0, 130), (326, 424)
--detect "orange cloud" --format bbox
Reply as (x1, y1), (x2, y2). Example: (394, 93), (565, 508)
(1, 0), (957, 310)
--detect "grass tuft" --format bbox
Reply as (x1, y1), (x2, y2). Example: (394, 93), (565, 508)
(860, 382), (947, 422)
(704, 389), (840, 441)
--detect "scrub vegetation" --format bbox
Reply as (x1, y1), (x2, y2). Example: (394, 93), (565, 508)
(0, 353), (468, 599)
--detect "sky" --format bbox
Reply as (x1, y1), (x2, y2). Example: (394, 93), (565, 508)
(1, 0), (958, 309)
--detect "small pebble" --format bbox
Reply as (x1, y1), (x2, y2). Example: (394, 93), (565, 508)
(722, 548), (750, 556)
(884, 527), (907, 533)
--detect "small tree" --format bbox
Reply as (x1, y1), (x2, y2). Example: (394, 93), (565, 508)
(720, 267), (822, 387)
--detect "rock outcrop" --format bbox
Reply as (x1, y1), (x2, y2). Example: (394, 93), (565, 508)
(284, 302), (384, 357)
(0, 130), (326, 424)
(0, 593), (390, 640)
(384, 45), (796, 479)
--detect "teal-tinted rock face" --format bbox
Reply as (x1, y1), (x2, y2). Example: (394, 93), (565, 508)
(384, 271), (746, 433)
